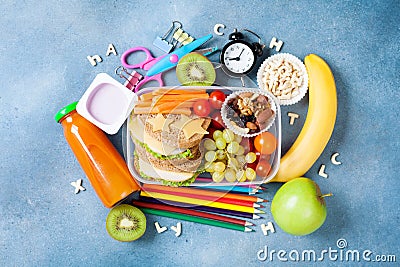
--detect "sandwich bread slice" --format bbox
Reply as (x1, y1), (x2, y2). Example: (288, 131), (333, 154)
(129, 112), (210, 186)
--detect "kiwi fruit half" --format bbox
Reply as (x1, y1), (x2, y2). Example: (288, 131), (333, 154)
(176, 52), (216, 86)
(106, 204), (146, 242)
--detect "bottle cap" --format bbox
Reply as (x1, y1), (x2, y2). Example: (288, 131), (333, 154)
(54, 102), (78, 123)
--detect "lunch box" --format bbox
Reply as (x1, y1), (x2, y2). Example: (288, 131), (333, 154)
(123, 86), (281, 186)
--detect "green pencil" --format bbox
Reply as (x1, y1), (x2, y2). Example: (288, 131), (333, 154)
(140, 207), (253, 232)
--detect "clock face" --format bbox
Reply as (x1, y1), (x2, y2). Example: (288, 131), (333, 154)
(222, 41), (255, 74)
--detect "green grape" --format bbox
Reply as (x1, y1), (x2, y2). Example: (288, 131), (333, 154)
(212, 171), (225, 183)
(213, 130), (223, 140)
(245, 167), (256, 181)
(234, 134), (242, 143)
(214, 161), (226, 173)
(224, 168), (236, 182)
(204, 161), (215, 172)
(205, 150), (217, 162)
(226, 141), (240, 154)
(236, 145), (245, 156)
(236, 155), (246, 167)
(228, 157), (239, 169)
(216, 149), (226, 160)
(222, 129), (235, 143)
(215, 137), (226, 149)
(203, 139), (217, 151)
(245, 152), (257, 163)
(236, 169), (246, 182)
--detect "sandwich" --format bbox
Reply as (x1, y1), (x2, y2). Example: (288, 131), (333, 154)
(129, 112), (211, 186)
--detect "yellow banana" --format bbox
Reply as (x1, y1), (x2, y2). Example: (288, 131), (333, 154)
(270, 54), (337, 182)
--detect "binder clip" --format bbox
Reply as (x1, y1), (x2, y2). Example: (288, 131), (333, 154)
(153, 21), (182, 53)
(171, 28), (195, 48)
(115, 66), (143, 91)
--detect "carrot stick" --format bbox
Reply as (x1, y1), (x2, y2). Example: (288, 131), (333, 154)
(134, 101), (153, 107)
(133, 107), (191, 116)
(154, 93), (209, 103)
(155, 101), (194, 111)
(139, 93), (154, 101)
(152, 88), (207, 95)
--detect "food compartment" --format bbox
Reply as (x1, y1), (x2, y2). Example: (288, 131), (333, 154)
(125, 86), (281, 186)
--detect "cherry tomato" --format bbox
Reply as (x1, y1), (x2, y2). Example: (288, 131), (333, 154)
(254, 132), (277, 154)
(258, 152), (271, 162)
(193, 99), (211, 117)
(209, 90), (226, 109)
(255, 159), (272, 177)
(210, 110), (225, 129)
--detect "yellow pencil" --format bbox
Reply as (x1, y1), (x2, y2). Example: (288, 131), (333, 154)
(140, 191), (264, 214)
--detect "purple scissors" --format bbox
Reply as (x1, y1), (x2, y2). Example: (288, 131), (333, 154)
(120, 47), (166, 92)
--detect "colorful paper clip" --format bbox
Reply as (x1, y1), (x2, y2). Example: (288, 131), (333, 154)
(115, 66), (144, 91)
(153, 21), (196, 52)
(153, 21), (182, 53)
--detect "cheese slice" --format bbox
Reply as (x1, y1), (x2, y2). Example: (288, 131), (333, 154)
(147, 113), (172, 132)
(138, 158), (193, 182)
(182, 119), (208, 139)
(129, 116), (183, 156)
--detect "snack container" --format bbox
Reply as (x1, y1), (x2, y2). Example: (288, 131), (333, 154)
(257, 53), (308, 106)
(221, 89), (277, 138)
(124, 86), (281, 186)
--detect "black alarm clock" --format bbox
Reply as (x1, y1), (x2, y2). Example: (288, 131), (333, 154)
(220, 28), (265, 77)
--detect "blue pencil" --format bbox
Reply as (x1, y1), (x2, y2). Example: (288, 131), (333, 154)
(195, 185), (262, 194)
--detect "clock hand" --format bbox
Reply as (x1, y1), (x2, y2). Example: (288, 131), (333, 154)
(226, 49), (245, 61)
(238, 48), (245, 58)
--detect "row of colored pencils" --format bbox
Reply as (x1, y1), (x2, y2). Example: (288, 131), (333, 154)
(135, 184), (267, 232)
(194, 177), (264, 194)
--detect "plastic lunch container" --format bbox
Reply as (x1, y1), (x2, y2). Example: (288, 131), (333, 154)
(124, 86), (281, 186)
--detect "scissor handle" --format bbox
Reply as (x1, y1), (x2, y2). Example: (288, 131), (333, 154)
(121, 46), (154, 69)
(134, 73), (164, 93)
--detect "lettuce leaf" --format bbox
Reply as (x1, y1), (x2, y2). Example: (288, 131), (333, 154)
(133, 137), (193, 160)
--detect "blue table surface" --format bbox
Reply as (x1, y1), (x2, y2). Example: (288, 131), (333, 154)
(1, 1), (399, 266)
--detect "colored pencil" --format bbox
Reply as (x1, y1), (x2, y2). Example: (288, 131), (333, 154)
(139, 196), (261, 220)
(142, 184), (266, 203)
(133, 200), (253, 226)
(195, 177), (261, 189)
(140, 191), (264, 214)
(140, 207), (253, 232)
(196, 185), (263, 194)
(142, 186), (262, 208)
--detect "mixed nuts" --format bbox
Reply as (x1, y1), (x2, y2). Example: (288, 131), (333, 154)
(225, 92), (275, 135)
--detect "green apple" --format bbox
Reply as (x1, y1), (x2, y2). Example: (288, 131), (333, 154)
(271, 177), (331, 236)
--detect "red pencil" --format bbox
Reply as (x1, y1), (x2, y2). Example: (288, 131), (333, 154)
(142, 183), (267, 203)
(132, 200), (254, 226)
(142, 187), (263, 208)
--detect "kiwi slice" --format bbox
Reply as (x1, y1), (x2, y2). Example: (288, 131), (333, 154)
(106, 204), (146, 242)
(176, 52), (216, 86)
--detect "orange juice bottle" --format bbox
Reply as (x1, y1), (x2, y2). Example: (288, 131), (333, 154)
(55, 102), (140, 208)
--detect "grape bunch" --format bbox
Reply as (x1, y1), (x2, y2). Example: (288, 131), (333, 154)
(203, 129), (257, 183)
